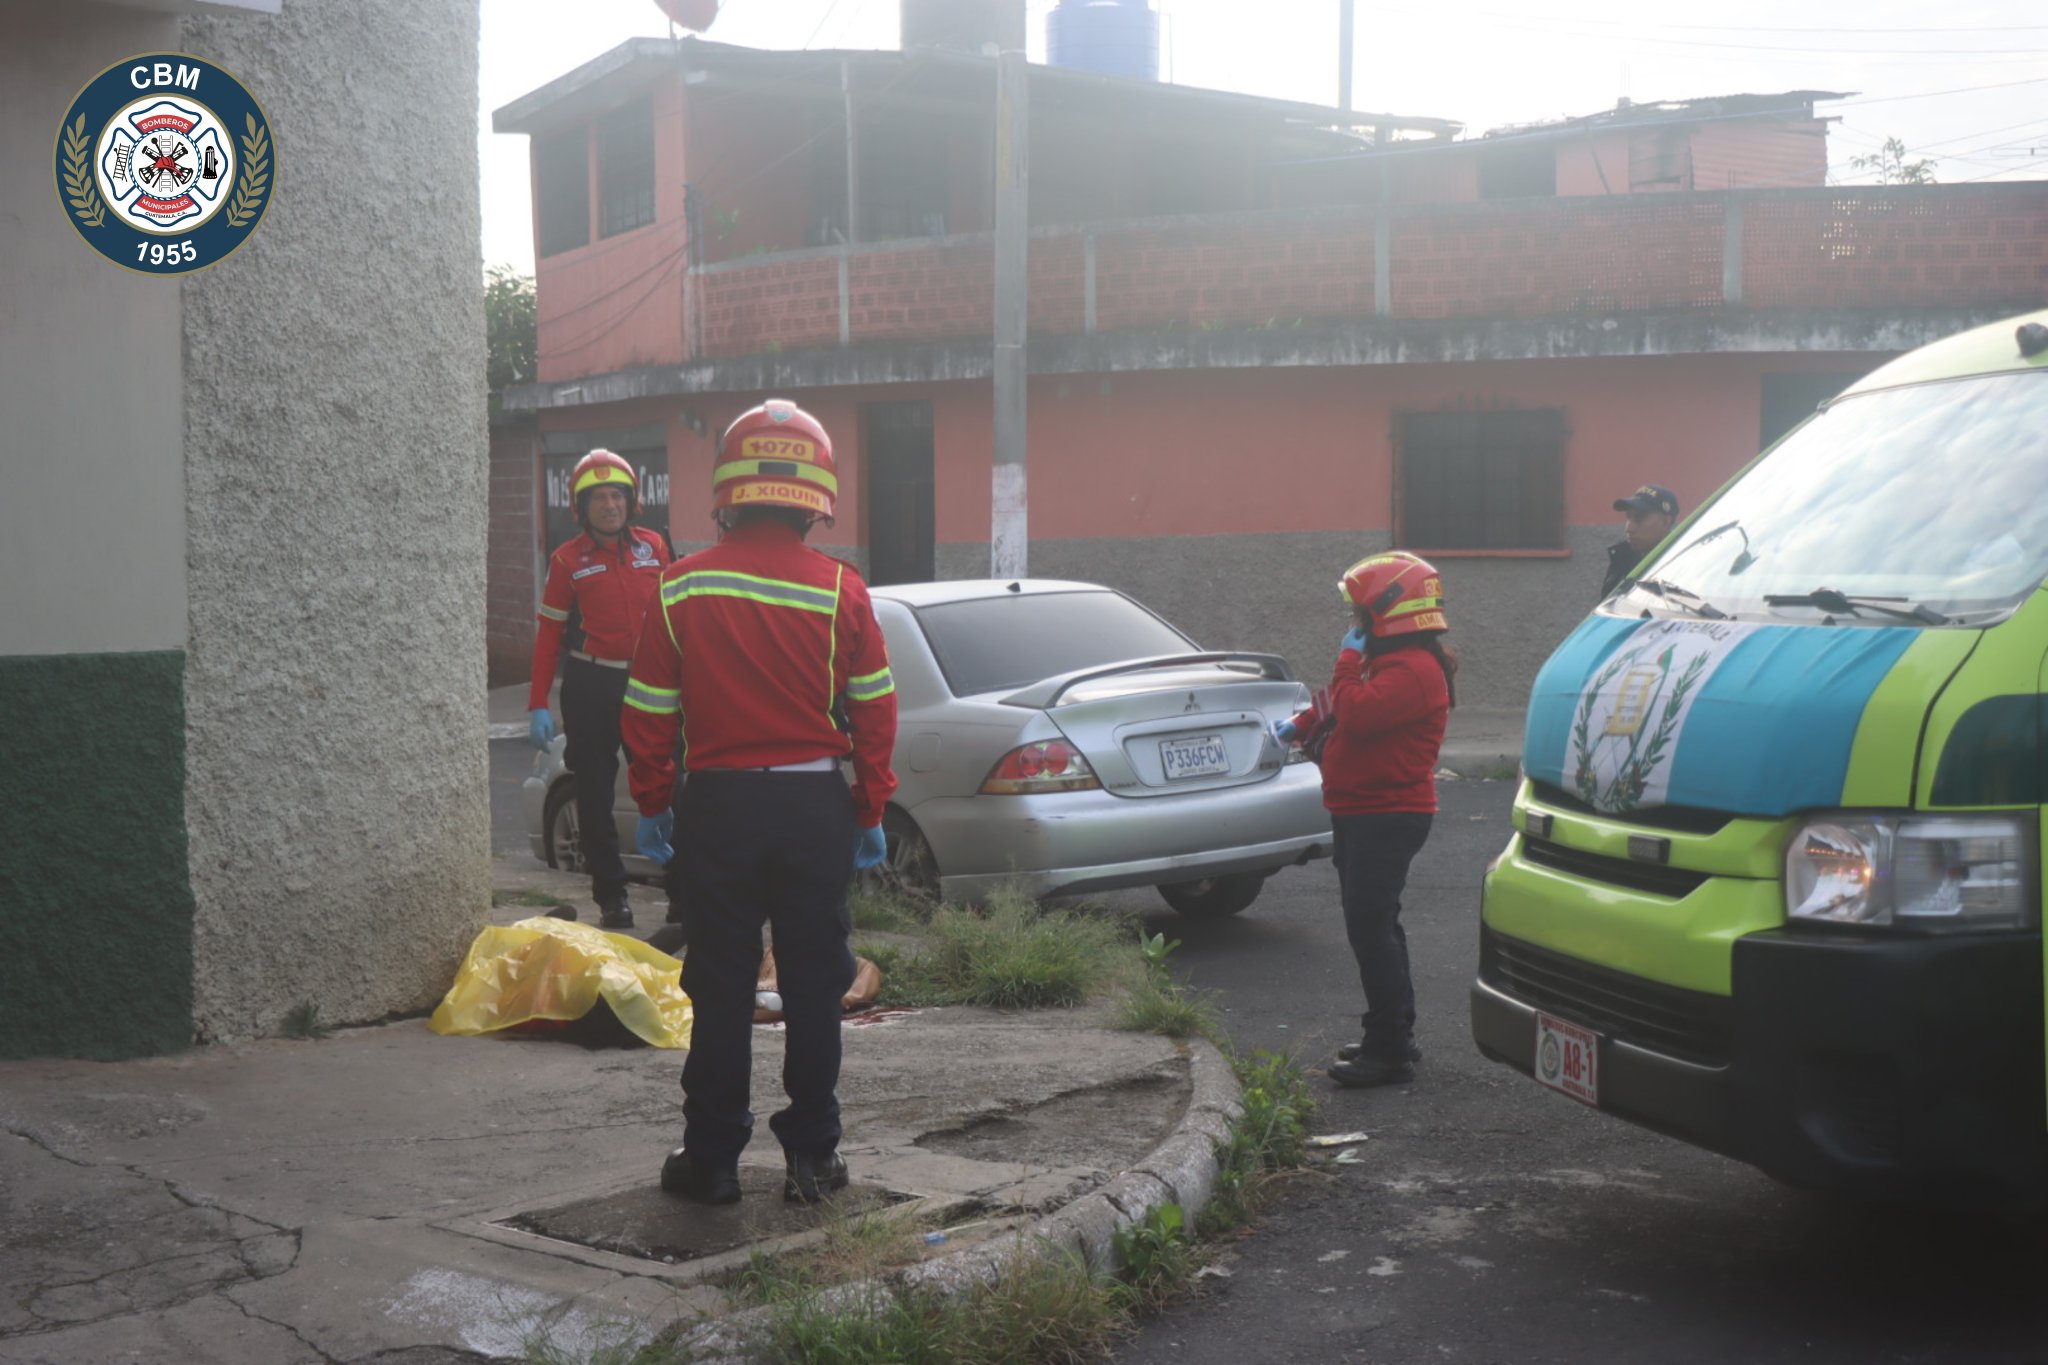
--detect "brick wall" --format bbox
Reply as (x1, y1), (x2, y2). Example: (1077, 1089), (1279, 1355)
(1742, 186), (2048, 310)
(681, 184), (2048, 361)
(487, 417), (538, 687)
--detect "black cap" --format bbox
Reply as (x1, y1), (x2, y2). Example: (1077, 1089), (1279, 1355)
(1614, 484), (1678, 518)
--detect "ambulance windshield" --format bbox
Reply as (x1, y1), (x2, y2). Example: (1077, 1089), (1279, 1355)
(1613, 370), (2048, 626)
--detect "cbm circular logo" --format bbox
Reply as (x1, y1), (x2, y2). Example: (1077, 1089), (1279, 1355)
(54, 55), (274, 275)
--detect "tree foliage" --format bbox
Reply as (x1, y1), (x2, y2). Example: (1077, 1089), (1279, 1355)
(484, 264), (536, 394)
(1849, 137), (1937, 186)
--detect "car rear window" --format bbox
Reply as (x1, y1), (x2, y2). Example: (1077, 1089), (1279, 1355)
(914, 591), (1194, 696)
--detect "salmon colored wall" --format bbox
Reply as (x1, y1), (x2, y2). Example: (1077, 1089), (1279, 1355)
(945, 355), (1878, 542)
(532, 77), (689, 385)
(688, 91), (819, 261)
(1692, 119), (1827, 191)
(1554, 132), (1634, 197)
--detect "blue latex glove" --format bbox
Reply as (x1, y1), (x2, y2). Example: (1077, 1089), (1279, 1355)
(528, 708), (555, 749)
(853, 824), (888, 871)
(1273, 718), (1298, 745)
(636, 811), (675, 865)
(1341, 625), (1370, 655)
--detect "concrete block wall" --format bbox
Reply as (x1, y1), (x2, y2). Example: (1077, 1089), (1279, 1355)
(487, 419), (540, 687)
(1742, 186), (2048, 309)
(182, 0), (489, 1041)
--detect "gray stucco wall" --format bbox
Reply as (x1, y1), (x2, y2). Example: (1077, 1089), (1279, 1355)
(1, 4), (186, 656)
(181, 1), (488, 1040)
(937, 524), (1619, 712)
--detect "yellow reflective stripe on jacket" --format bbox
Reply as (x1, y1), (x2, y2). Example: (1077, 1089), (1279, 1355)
(623, 678), (681, 715)
(661, 569), (838, 615)
(537, 604), (570, 622)
(847, 666), (894, 702)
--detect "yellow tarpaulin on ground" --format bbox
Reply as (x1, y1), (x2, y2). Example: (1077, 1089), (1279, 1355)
(428, 915), (693, 1049)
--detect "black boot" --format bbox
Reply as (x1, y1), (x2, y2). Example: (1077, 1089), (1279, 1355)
(598, 899), (634, 930)
(783, 1149), (849, 1204)
(1327, 1054), (1415, 1089)
(1338, 1039), (1422, 1064)
(661, 1148), (741, 1205)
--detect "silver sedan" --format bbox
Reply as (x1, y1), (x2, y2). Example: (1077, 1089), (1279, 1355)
(525, 579), (1333, 918)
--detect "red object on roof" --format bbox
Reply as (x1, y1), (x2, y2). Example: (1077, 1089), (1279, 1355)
(654, 0), (719, 30)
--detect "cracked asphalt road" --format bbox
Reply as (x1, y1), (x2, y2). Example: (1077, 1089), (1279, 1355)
(1104, 778), (2048, 1365)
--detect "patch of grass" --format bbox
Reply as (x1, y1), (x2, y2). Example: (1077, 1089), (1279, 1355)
(1200, 1049), (1317, 1235)
(1112, 972), (1221, 1041)
(281, 1001), (331, 1040)
(849, 882), (929, 933)
(760, 1245), (1126, 1364)
(1111, 925), (1221, 1041)
(494, 888), (573, 910)
(728, 1202), (928, 1310)
(920, 887), (1130, 1008)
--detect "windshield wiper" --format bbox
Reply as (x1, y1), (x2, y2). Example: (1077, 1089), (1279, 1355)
(1763, 588), (1952, 626)
(1625, 577), (1728, 620)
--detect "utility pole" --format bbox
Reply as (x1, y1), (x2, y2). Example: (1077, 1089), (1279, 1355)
(990, 0), (1029, 578)
(1337, 0), (1354, 114)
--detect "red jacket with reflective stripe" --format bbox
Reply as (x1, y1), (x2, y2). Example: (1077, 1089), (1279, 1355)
(527, 527), (669, 708)
(1290, 645), (1447, 816)
(621, 520), (899, 827)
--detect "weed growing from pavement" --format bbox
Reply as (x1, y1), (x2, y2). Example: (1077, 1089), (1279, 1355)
(281, 1001), (331, 1040)
(727, 1201), (928, 1309)
(1110, 1202), (1195, 1316)
(848, 881), (931, 933)
(1111, 925), (1222, 1042)
(1199, 1049), (1317, 1235)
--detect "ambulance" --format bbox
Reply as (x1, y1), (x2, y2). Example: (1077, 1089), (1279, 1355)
(1473, 309), (2048, 1203)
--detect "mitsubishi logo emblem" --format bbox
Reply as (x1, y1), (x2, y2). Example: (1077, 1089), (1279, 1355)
(1184, 692), (1200, 712)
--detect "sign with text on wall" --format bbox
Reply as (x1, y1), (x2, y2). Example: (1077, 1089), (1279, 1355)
(54, 54), (274, 274)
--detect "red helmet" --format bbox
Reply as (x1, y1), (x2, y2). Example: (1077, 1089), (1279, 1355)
(570, 449), (639, 520)
(1339, 551), (1448, 639)
(713, 399), (837, 526)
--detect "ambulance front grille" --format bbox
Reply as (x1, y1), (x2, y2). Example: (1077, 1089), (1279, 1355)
(1480, 926), (1733, 1067)
(1521, 834), (1710, 900)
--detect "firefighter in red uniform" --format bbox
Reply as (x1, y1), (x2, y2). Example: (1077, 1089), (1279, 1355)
(527, 449), (669, 929)
(621, 399), (897, 1206)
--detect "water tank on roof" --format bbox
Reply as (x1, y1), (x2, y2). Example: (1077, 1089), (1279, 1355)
(901, 0), (1006, 53)
(1047, 0), (1159, 82)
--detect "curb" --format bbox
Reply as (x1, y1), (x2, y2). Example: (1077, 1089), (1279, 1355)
(676, 1036), (1243, 1362)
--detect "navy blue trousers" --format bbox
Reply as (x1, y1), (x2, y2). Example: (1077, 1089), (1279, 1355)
(1331, 810), (1434, 1061)
(674, 769), (857, 1164)
(559, 656), (629, 910)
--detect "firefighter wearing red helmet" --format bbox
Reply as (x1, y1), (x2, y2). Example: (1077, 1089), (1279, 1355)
(526, 448), (671, 929)
(621, 398), (898, 1207)
(1276, 551), (1458, 1088)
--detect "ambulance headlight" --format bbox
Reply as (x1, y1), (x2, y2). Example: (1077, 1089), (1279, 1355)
(1785, 814), (2035, 931)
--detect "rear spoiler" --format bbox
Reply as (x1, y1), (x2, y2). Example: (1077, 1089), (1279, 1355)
(999, 652), (1297, 709)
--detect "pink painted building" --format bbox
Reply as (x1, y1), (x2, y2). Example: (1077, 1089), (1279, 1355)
(490, 37), (2048, 706)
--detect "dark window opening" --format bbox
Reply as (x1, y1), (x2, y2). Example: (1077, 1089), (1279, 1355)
(598, 100), (656, 238)
(1760, 371), (1866, 452)
(536, 128), (590, 257)
(1629, 127), (1693, 192)
(862, 400), (936, 586)
(1477, 144), (1557, 199)
(859, 114), (950, 240)
(1397, 409), (1566, 550)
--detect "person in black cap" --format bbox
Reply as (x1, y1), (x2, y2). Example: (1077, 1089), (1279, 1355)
(1601, 484), (1680, 597)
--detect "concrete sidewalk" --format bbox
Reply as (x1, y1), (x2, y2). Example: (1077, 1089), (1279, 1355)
(0, 858), (1236, 1365)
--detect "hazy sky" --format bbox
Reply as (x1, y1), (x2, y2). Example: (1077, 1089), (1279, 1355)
(478, 0), (2048, 270)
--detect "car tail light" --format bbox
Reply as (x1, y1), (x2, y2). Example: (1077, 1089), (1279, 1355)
(979, 740), (1101, 794)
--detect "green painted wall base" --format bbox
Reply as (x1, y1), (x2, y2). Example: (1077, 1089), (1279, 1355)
(0, 652), (193, 1058)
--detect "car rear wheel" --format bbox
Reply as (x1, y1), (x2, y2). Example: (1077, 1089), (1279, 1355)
(543, 781), (585, 872)
(877, 808), (940, 902)
(1156, 871), (1265, 919)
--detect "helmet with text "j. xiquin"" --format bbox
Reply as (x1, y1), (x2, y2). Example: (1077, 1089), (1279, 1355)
(712, 399), (837, 527)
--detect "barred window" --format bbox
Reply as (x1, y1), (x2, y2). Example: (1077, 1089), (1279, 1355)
(598, 100), (656, 238)
(1397, 410), (1566, 551)
(536, 128), (589, 258)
